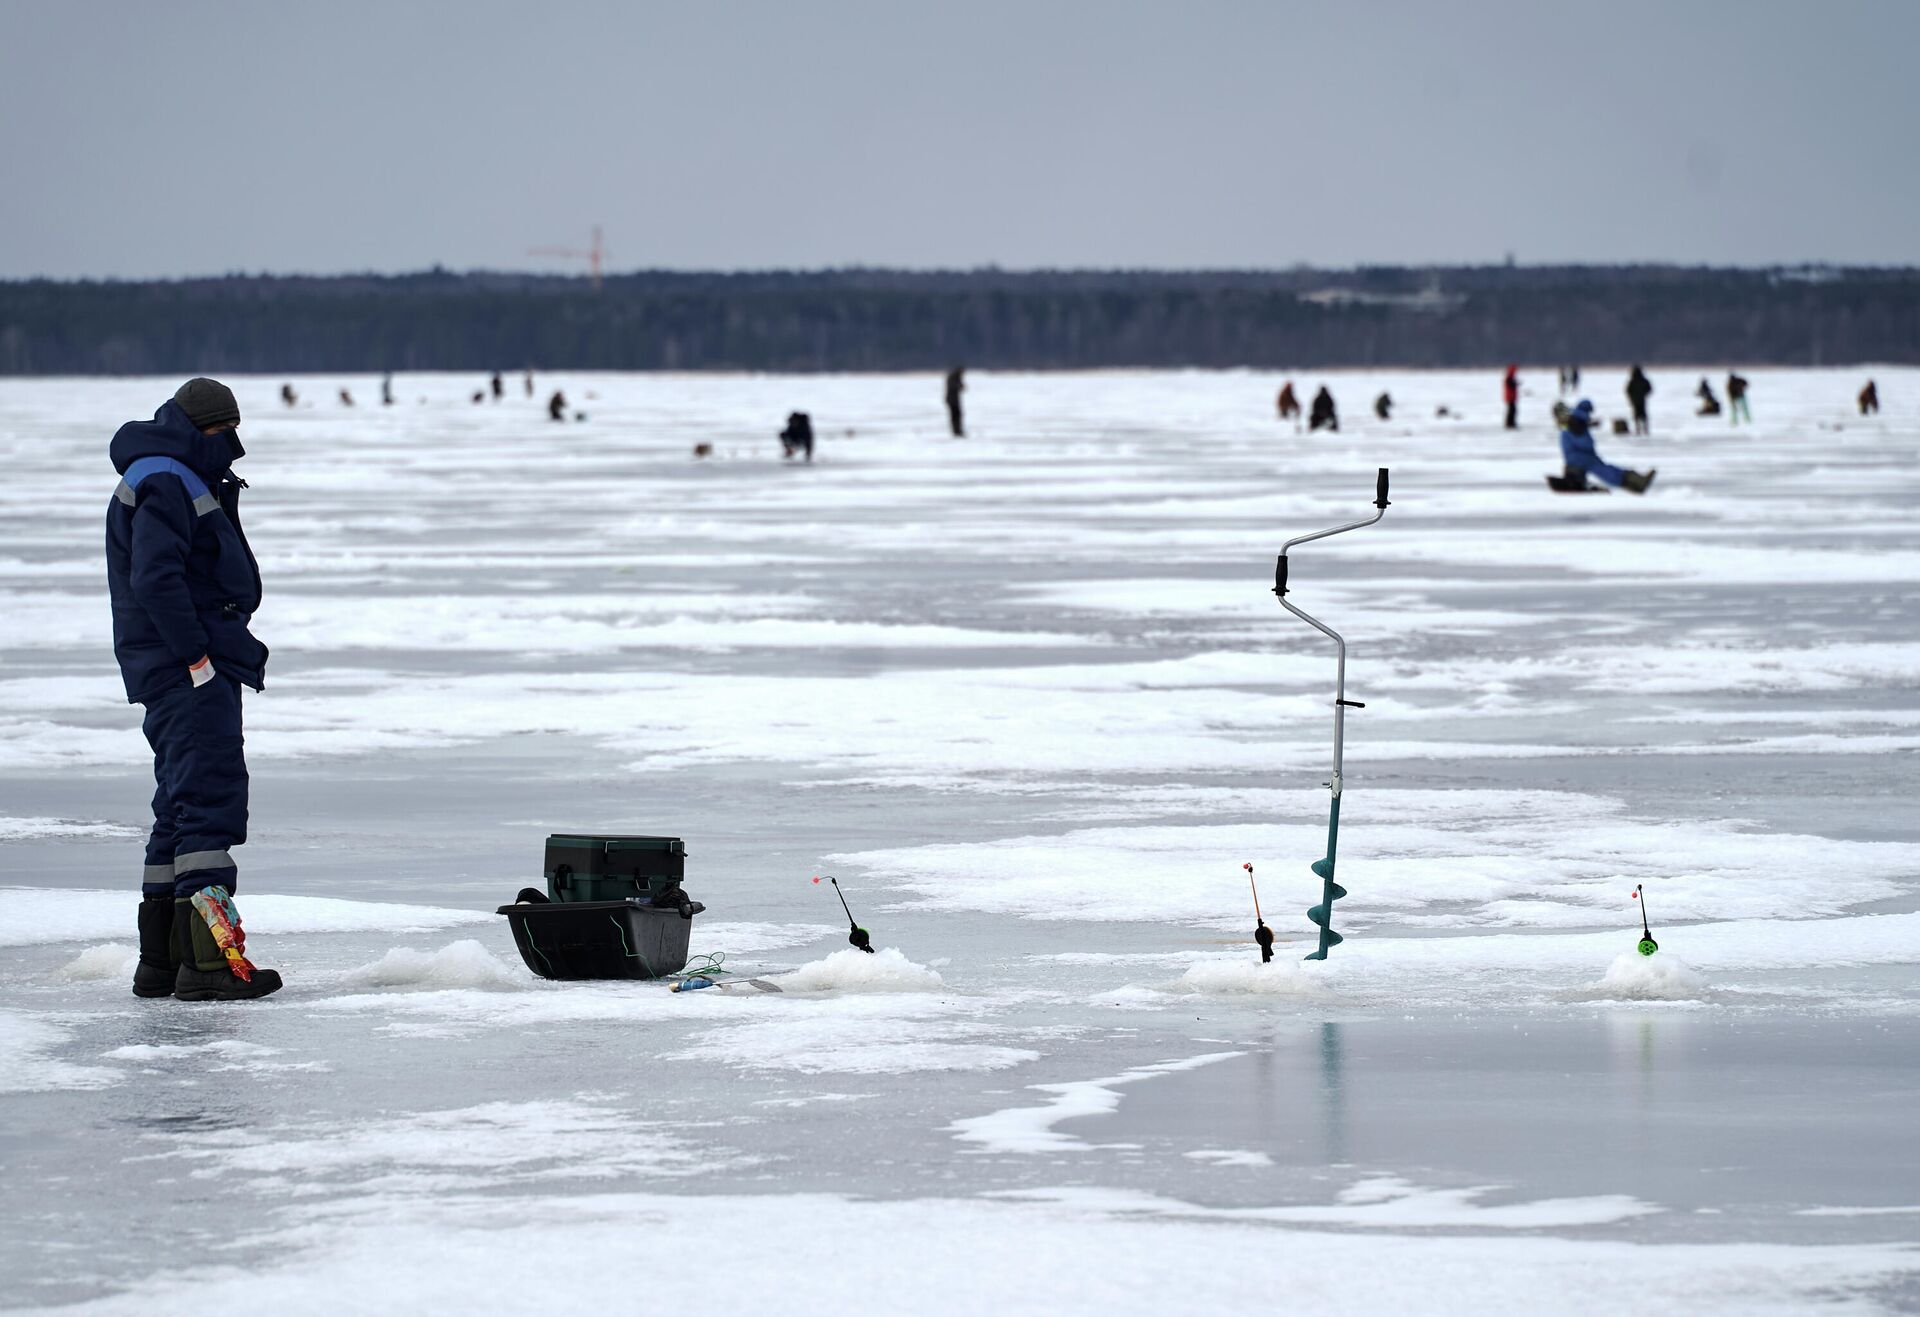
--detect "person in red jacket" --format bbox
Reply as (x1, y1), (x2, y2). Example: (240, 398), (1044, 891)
(1502, 365), (1520, 430)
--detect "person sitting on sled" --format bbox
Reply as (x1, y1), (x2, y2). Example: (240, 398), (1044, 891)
(780, 411), (814, 462)
(1559, 399), (1655, 493)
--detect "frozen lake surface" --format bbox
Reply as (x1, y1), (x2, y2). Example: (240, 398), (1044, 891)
(3, 367), (1918, 1312)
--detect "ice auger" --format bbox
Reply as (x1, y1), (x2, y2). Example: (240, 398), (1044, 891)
(1274, 468), (1390, 960)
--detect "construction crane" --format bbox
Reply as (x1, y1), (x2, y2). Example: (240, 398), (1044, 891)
(528, 225), (605, 291)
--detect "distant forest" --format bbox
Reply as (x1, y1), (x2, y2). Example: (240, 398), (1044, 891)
(2, 265), (1917, 375)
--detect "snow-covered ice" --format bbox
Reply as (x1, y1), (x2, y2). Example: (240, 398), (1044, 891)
(1587, 950), (1711, 1001)
(337, 939), (527, 992)
(778, 944), (946, 993)
(4, 368), (1919, 1311)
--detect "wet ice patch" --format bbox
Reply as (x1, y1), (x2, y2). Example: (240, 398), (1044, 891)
(163, 1099), (726, 1194)
(1020, 578), (1543, 641)
(692, 921), (840, 955)
(0, 1009), (120, 1094)
(57, 943), (137, 980)
(836, 792), (1920, 932)
(54, 1184), (1920, 1315)
(753, 1092), (876, 1108)
(682, 1009), (1039, 1076)
(1017, 1176), (1660, 1229)
(105, 1039), (279, 1062)
(302, 974), (762, 1037)
(1184, 1148), (1273, 1168)
(261, 590), (814, 652)
(674, 987), (1038, 1077)
(952, 1052), (1241, 1154)
(1586, 951), (1710, 1002)
(0, 584), (1092, 659)
(339, 940), (528, 992)
(779, 946), (945, 993)
(0, 815), (142, 840)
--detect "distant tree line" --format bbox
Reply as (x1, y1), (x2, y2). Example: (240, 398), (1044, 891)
(1, 265), (1916, 375)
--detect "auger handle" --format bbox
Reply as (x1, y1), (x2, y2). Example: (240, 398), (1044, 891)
(1274, 555), (1289, 596)
(1375, 467), (1391, 509)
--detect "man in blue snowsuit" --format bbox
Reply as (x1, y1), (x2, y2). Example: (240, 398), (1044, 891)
(107, 379), (282, 1001)
(1558, 399), (1655, 494)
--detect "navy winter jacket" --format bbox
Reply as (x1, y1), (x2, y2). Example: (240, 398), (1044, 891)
(1559, 425), (1628, 488)
(105, 400), (268, 703)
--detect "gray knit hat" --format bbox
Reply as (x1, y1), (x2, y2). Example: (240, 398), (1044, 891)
(173, 377), (240, 431)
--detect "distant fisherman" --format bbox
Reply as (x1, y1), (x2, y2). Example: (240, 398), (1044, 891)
(1559, 399), (1654, 494)
(1626, 365), (1653, 435)
(1309, 386), (1338, 433)
(1276, 381), (1301, 423)
(1502, 364), (1519, 430)
(781, 411), (815, 462)
(1374, 392), (1392, 421)
(945, 368), (965, 438)
(1727, 371), (1750, 425)
(548, 390), (567, 422)
(1859, 379), (1879, 415)
(106, 379), (282, 1001)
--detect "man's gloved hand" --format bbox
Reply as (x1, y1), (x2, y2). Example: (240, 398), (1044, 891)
(188, 655), (216, 687)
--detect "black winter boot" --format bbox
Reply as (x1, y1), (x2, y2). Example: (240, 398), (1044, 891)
(171, 888), (282, 1002)
(133, 895), (176, 998)
(1622, 468), (1657, 494)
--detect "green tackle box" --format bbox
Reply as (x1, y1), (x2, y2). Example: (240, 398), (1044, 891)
(544, 834), (687, 904)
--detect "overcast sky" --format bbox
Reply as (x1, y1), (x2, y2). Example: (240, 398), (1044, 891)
(2, 0), (1915, 278)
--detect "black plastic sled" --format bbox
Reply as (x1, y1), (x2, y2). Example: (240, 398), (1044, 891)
(1545, 475), (1609, 494)
(498, 890), (704, 980)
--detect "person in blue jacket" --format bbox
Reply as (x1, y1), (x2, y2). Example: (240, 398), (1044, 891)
(106, 379), (281, 1001)
(1559, 399), (1655, 493)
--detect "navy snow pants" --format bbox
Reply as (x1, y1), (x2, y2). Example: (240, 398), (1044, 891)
(139, 675), (248, 899)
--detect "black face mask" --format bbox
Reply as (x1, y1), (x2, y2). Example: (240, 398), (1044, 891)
(223, 429), (246, 462)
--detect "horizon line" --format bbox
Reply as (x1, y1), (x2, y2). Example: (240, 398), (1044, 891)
(4, 259), (1915, 287)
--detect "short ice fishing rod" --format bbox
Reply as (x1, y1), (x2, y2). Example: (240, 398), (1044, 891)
(1633, 884), (1658, 956)
(1245, 862), (1274, 962)
(1274, 467), (1390, 961)
(814, 875), (875, 953)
